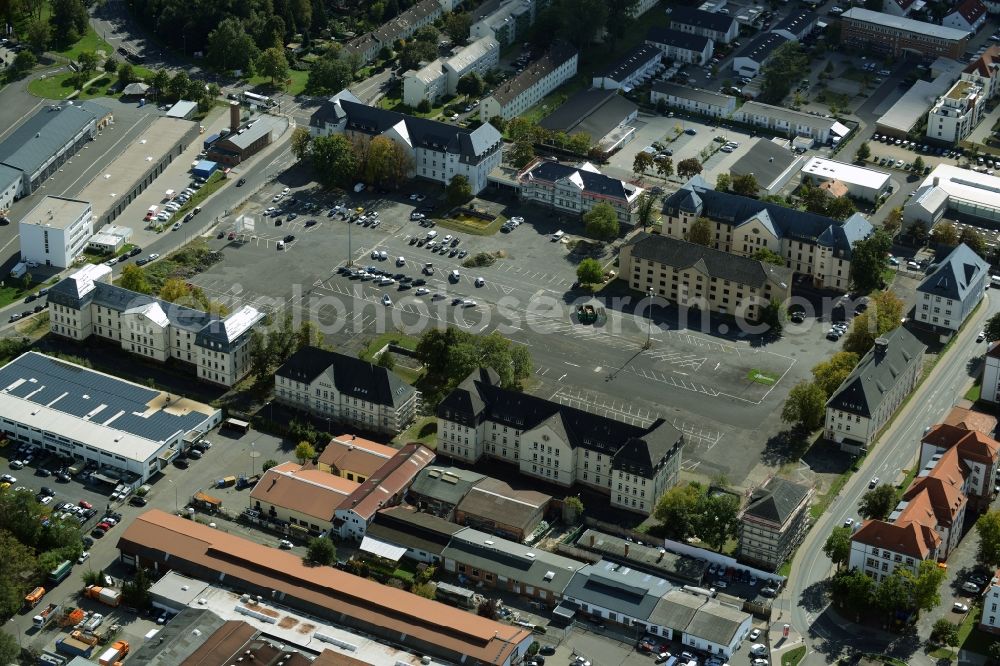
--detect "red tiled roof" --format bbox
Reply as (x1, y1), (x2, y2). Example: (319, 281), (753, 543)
(894, 0), (916, 10)
(318, 434), (398, 478)
(943, 407), (997, 435)
(249, 462), (358, 523)
(954, 0), (987, 24)
(852, 517), (940, 559)
(923, 423), (1000, 464)
(118, 510), (532, 665)
(965, 46), (1000, 78)
(338, 443), (435, 521)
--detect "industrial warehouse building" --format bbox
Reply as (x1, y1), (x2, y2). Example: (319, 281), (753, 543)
(0, 352), (220, 482)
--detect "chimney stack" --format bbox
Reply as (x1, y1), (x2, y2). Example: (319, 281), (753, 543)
(230, 102), (241, 134)
(874, 337), (889, 356)
(590, 533), (595, 547)
(624, 543), (629, 558)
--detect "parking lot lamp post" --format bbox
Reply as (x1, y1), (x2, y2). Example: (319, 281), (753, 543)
(168, 479), (178, 512)
(645, 288), (654, 349)
(250, 442), (256, 477)
(347, 218), (353, 266)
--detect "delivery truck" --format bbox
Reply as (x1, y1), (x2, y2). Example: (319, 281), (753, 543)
(215, 475), (237, 488)
(32, 603), (61, 629)
(56, 636), (95, 658)
(98, 640), (129, 666)
(85, 585), (122, 608)
(24, 587), (45, 609)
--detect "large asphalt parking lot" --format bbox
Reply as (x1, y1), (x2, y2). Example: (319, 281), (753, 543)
(188, 182), (852, 485)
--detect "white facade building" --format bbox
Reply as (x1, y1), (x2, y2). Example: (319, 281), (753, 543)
(650, 82), (737, 118)
(18, 196), (93, 268)
(914, 243), (988, 333)
(644, 27), (714, 65)
(592, 44), (662, 91)
(669, 6), (740, 43)
(479, 45), (578, 121)
(518, 160), (644, 225)
(0, 351), (220, 482)
(904, 164), (1000, 226)
(800, 157), (892, 202)
(732, 102), (849, 146)
(403, 37), (500, 107)
(981, 570), (1000, 634)
(983, 343), (1000, 404)
(47, 264), (264, 387)
(403, 59), (448, 108)
(943, 0), (988, 33)
(927, 79), (987, 145)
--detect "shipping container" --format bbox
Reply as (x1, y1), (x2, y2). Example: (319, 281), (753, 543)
(48, 560), (72, 585)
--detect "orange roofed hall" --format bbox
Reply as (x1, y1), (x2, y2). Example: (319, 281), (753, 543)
(116, 510), (533, 665)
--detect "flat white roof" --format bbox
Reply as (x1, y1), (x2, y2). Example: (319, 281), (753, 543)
(446, 36), (499, 73)
(917, 163), (1000, 212)
(877, 78), (956, 133)
(802, 157), (891, 189)
(19, 196), (90, 230)
(842, 8), (971, 41)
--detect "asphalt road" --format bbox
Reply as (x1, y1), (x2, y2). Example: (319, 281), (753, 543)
(785, 294), (1000, 665)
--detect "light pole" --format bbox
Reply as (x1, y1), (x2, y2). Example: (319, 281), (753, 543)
(250, 442), (257, 477)
(645, 287), (654, 349)
(168, 479), (178, 512)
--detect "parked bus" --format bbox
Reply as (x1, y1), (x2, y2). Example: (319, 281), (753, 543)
(242, 92), (276, 108)
(222, 418), (250, 435)
(48, 560), (72, 586)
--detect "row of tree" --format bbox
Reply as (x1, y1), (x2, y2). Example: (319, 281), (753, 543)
(293, 130), (414, 190)
(651, 482), (740, 550)
(248, 312), (322, 384)
(415, 327), (532, 399)
(825, 559), (946, 621)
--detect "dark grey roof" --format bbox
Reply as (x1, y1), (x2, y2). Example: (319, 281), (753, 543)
(340, 99), (501, 161)
(538, 89), (638, 140)
(625, 232), (792, 290)
(490, 43), (578, 107)
(669, 6), (738, 32)
(648, 590), (703, 630)
(827, 327), (926, 417)
(651, 81), (736, 109)
(373, 0), (442, 45)
(597, 44), (662, 82)
(275, 346), (416, 408)
(734, 32), (790, 65)
(0, 101), (109, 178)
(663, 176), (873, 258)
(0, 352), (209, 442)
(772, 8), (817, 36)
(437, 369), (683, 476)
(916, 243), (988, 301)
(367, 506), (465, 556)
(441, 528), (584, 592)
(409, 466), (486, 508)
(455, 481), (548, 534)
(576, 529), (707, 585)
(743, 478), (811, 525)
(682, 602), (749, 646)
(729, 140), (800, 186)
(645, 27), (713, 52)
(217, 115), (282, 151)
(563, 561), (671, 620)
(524, 161), (636, 202)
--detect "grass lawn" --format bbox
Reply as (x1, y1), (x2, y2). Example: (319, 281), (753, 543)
(780, 646), (806, 666)
(359, 331), (419, 362)
(0, 278), (47, 311)
(174, 172), (226, 217)
(394, 416), (438, 448)
(434, 214), (505, 236)
(966, 381), (982, 402)
(810, 461), (857, 519)
(778, 560), (792, 577)
(81, 243), (136, 265)
(54, 27), (114, 62)
(882, 266), (896, 286)
(247, 69), (309, 96)
(14, 311), (49, 338)
(747, 369), (779, 385)
(28, 71), (80, 99)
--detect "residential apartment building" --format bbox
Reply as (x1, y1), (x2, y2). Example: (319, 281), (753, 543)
(18, 196), (93, 268)
(661, 177), (873, 291)
(840, 8), (971, 60)
(927, 79), (987, 145)
(943, 0), (988, 33)
(47, 264), (263, 387)
(650, 82), (737, 118)
(962, 46), (1000, 100)
(731, 101), (850, 146)
(436, 368), (685, 516)
(344, 0), (456, 65)
(311, 89), (503, 195)
(733, 33), (791, 77)
(824, 327), (926, 451)
(645, 28), (714, 66)
(921, 423), (1000, 510)
(669, 6), (740, 44)
(771, 8), (817, 41)
(914, 243), (989, 334)
(983, 343), (1000, 403)
(317, 434), (399, 482)
(620, 232), (792, 322)
(469, 0), (548, 46)
(518, 160), (644, 226)
(883, 0), (918, 17)
(403, 36), (500, 107)
(274, 346), (419, 436)
(980, 571), (1000, 633)
(592, 44), (662, 91)
(479, 44), (578, 121)
(849, 503), (943, 582)
(737, 478), (813, 571)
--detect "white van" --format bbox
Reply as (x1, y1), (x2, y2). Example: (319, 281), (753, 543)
(276, 241), (285, 251)
(426, 230), (438, 239)
(552, 230), (565, 241)
(990, 275), (1000, 288)
(450, 269), (460, 282)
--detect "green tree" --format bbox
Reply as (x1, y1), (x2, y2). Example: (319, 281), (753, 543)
(931, 618), (959, 647)
(656, 157), (674, 179)
(731, 173), (759, 197)
(117, 62), (136, 85)
(913, 156), (925, 172)
(207, 18), (259, 73)
(850, 229), (893, 293)
(760, 41), (808, 105)
(931, 221), (959, 246)
(811, 351), (859, 397)
(291, 127), (312, 161)
(0, 531), (37, 618)
(261, 459), (278, 472)
(25, 17), (50, 53)
(306, 537), (336, 565)
(855, 142), (871, 162)
(399, 40), (437, 70)
(984, 312), (1000, 342)
(874, 569), (913, 615)
(906, 559), (947, 612)
(257, 47), (290, 87)
(12, 49), (37, 73)
(576, 258), (604, 284)
(716, 173), (731, 192)
(677, 158), (703, 180)
(960, 227), (988, 258)
(752, 247), (786, 266)
(633, 151), (654, 178)
(119, 264), (152, 294)
(978, 509), (1000, 568)
(121, 566), (152, 610)
(295, 441), (316, 464)
(564, 496), (584, 522)
(829, 568), (875, 610)
(377, 351), (395, 370)
(77, 51), (98, 80)
(456, 72), (484, 97)
(167, 70), (190, 101)
(883, 207), (903, 239)
(411, 582), (436, 598)
(652, 482), (703, 540)
(686, 217), (713, 246)
(248, 330), (275, 381)
(310, 134), (358, 189)
(443, 11), (473, 43)
(826, 196), (857, 221)
(781, 381), (826, 430)
(694, 492), (739, 551)
(307, 54), (353, 95)
(510, 141), (535, 169)
(858, 484), (899, 520)
(0, 630), (16, 665)
(104, 55), (118, 74)
(49, 0), (88, 47)
(842, 290), (904, 354)
(823, 526), (853, 569)
(583, 203), (620, 240)
(636, 192), (657, 231)
(152, 69), (170, 99)
(446, 174), (473, 207)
